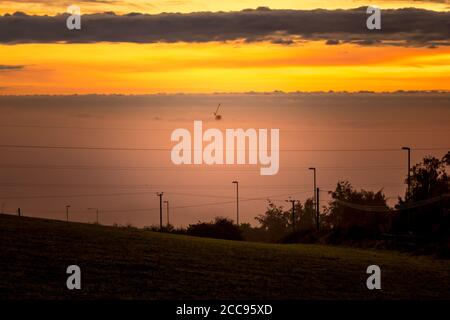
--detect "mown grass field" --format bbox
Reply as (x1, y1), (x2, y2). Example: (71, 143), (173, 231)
(1, 214), (449, 300)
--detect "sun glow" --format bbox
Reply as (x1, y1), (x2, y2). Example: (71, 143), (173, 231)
(1, 41), (449, 94)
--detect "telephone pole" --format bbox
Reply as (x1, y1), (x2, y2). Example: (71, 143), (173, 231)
(65, 205), (71, 222)
(232, 181), (239, 225)
(88, 207), (99, 224)
(316, 187), (320, 231)
(402, 146), (412, 233)
(287, 198), (297, 232)
(309, 167), (317, 214)
(157, 192), (164, 230)
(402, 147), (411, 200)
(164, 200), (170, 227)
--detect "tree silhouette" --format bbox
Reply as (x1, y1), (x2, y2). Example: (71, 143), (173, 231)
(324, 181), (389, 237)
(405, 154), (449, 202)
(396, 152), (450, 235)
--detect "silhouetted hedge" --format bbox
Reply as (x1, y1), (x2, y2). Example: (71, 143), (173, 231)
(187, 217), (242, 240)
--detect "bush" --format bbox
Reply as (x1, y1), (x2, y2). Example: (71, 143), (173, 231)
(187, 217), (242, 240)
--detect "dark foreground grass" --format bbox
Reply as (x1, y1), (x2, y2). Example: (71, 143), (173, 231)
(1, 214), (449, 300)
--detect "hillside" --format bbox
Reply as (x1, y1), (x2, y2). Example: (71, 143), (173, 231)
(1, 214), (449, 300)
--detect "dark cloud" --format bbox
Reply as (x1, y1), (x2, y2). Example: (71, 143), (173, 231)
(326, 39), (340, 45)
(0, 65), (25, 71)
(0, 7), (448, 47)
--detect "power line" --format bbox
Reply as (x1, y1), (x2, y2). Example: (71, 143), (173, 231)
(0, 189), (313, 201)
(8, 186), (444, 220)
(0, 124), (170, 132)
(0, 182), (406, 190)
(0, 163), (408, 171)
(0, 144), (448, 152)
(33, 190), (311, 215)
(0, 182), (307, 190)
(0, 191), (160, 200)
(0, 144), (167, 151)
(2, 123), (449, 134)
(110, 190), (312, 212)
(28, 190), (442, 217)
(327, 194), (450, 213)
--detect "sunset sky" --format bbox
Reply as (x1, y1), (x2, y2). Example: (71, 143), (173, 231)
(1, 93), (449, 227)
(0, 0), (449, 15)
(0, 1), (449, 227)
(0, 0), (449, 94)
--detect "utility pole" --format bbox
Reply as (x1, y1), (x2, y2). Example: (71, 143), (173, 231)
(232, 181), (239, 225)
(157, 192), (163, 230)
(402, 147), (412, 234)
(309, 167), (317, 214)
(402, 147), (411, 200)
(316, 188), (320, 231)
(17, 207), (21, 217)
(164, 200), (170, 227)
(287, 198), (296, 232)
(88, 208), (99, 224)
(65, 205), (71, 222)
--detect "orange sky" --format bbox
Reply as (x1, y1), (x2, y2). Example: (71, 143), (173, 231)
(0, 0), (448, 15)
(0, 1), (449, 226)
(1, 42), (449, 94)
(0, 0), (449, 94)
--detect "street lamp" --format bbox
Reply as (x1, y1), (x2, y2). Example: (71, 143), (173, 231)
(87, 207), (99, 224)
(157, 192), (164, 230)
(164, 200), (170, 227)
(232, 181), (239, 225)
(65, 205), (71, 222)
(401, 147), (411, 200)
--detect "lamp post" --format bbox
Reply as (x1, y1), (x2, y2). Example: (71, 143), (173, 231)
(157, 192), (164, 230)
(232, 181), (239, 225)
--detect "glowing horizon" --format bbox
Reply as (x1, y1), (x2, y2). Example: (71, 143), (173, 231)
(0, 0), (448, 16)
(1, 41), (449, 95)
(1, 1), (449, 95)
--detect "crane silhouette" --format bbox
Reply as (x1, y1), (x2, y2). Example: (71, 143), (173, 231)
(214, 103), (222, 120)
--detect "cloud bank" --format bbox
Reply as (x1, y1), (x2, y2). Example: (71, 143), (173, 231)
(0, 7), (449, 47)
(0, 65), (25, 71)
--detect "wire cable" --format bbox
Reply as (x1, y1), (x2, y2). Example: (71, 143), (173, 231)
(0, 144), (448, 152)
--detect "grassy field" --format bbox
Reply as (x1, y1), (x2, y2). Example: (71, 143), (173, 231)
(1, 214), (449, 300)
